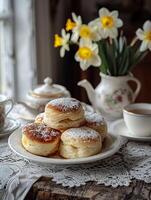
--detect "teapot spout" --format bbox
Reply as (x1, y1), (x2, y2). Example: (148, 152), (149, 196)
(78, 79), (96, 106)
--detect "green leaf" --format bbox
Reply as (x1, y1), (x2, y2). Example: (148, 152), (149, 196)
(98, 41), (109, 74)
(121, 49), (130, 75)
(118, 47), (129, 75)
(97, 36), (148, 76)
(106, 41), (117, 76)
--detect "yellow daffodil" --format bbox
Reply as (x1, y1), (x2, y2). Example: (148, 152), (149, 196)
(54, 29), (70, 57)
(136, 20), (151, 52)
(90, 7), (123, 39)
(66, 19), (76, 31)
(54, 34), (63, 47)
(75, 39), (101, 70)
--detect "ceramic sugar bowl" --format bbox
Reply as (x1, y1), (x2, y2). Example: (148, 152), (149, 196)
(23, 77), (71, 113)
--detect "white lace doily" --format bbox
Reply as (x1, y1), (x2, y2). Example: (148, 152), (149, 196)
(1, 140), (151, 189)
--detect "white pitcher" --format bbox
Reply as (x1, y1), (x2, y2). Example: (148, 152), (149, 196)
(78, 72), (141, 120)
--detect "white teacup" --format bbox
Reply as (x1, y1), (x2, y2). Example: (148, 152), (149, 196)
(123, 103), (151, 137)
(0, 94), (13, 131)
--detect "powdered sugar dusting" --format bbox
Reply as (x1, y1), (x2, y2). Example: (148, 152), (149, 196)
(85, 112), (105, 125)
(65, 127), (99, 139)
(22, 123), (60, 142)
(48, 97), (81, 111)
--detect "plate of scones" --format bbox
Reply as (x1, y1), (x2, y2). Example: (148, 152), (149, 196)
(8, 97), (122, 165)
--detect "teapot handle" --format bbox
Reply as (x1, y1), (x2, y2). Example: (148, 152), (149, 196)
(126, 76), (141, 101)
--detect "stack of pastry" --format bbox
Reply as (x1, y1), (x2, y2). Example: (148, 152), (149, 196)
(22, 97), (107, 159)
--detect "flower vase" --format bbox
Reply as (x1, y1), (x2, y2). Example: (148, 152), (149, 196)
(78, 72), (141, 120)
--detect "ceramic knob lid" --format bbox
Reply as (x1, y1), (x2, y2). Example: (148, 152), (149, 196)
(30, 77), (68, 98)
(44, 77), (53, 85)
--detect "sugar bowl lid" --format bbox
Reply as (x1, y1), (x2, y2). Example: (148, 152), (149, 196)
(29, 77), (69, 99)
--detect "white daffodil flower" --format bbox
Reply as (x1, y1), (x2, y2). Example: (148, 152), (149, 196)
(70, 13), (82, 43)
(90, 7), (123, 39)
(136, 20), (151, 52)
(76, 23), (101, 42)
(75, 39), (101, 70)
(54, 29), (70, 57)
(69, 13), (101, 42)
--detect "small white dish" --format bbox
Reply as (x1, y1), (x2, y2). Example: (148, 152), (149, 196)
(8, 129), (122, 165)
(0, 118), (20, 138)
(111, 119), (151, 142)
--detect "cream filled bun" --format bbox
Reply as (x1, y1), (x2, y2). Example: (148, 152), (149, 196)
(22, 123), (61, 156)
(59, 126), (102, 159)
(84, 112), (107, 141)
(44, 97), (85, 130)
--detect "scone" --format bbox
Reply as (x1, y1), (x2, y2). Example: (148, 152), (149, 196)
(35, 113), (44, 124)
(44, 97), (85, 130)
(84, 111), (107, 141)
(59, 126), (102, 159)
(22, 123), (61, 156)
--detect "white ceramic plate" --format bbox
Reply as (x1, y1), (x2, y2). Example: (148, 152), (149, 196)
(0, 118), (20, 138)
(8, 129), (122, 165)
(111, 119), (151, 142)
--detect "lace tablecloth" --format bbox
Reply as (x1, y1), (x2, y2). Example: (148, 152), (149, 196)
(0, 105), (151, 199)
(1, 139), (151, 189)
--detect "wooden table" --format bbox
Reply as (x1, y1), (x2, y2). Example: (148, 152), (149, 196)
(25, 177), (151, 200)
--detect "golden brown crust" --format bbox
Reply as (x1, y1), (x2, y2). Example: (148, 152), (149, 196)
(45, 98), (82, 112)
(22, 123), (61, 143)
(60, 127), (102, 159)
(84, 112), (107, 140)
(61, 127), (101, 147)
(44, 98), (85, 130)
(45, 105), (82, 113)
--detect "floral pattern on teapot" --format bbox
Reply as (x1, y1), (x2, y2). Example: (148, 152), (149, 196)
(101, 88), (133, 112)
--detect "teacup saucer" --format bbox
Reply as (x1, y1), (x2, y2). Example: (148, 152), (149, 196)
(0, 117), (20, 138)
(111, 119), (151, 142)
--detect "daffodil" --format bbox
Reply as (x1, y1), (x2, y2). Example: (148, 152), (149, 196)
(67, 13), (82, 42)
(76, 23), (101, 42)
(69, 13), (101, 42)
(90, 7), (123, 39)
(75, 39), (101, 70)
(136, 20), (151, 52)
(54, 8), (150, 77)
(54, 29), (70, 57)
(66, 19), (76, 31)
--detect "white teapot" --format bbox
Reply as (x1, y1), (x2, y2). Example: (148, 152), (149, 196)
(20, 77), (71, 114)
(78, 72), (141, 120)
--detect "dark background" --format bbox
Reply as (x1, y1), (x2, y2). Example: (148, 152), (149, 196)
(35, 0), (151, 104)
